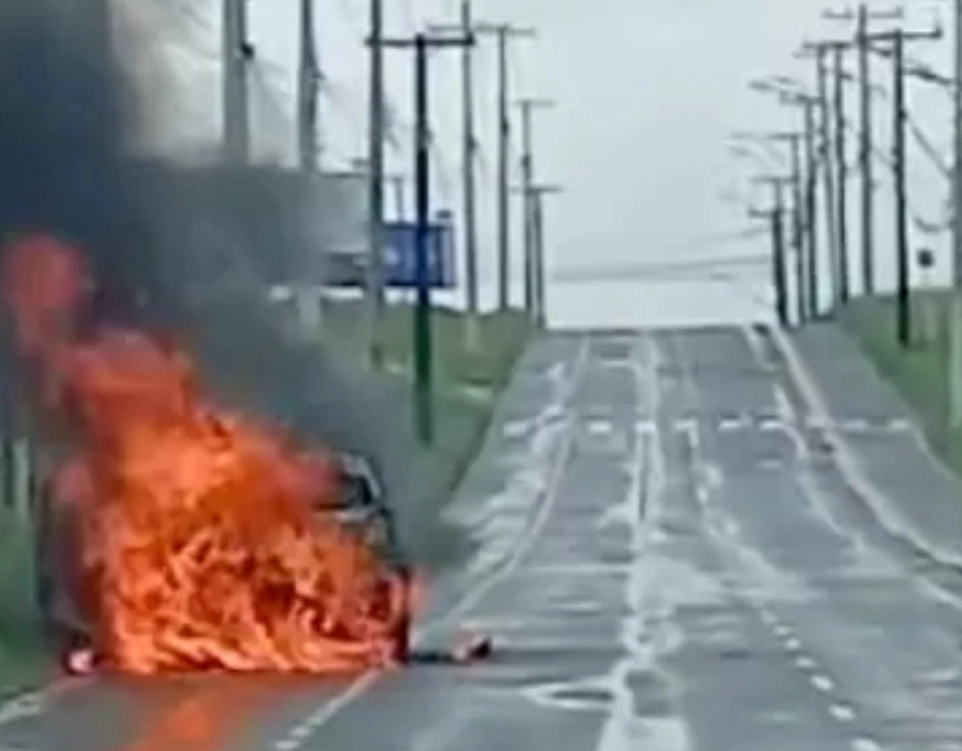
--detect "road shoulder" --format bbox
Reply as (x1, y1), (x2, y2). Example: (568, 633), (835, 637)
(767, 321), (962, 569)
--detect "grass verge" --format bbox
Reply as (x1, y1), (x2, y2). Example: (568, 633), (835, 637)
(0, 505), (56, 701)
(319, 298), (532, 503)
(839, 291), (962, 470)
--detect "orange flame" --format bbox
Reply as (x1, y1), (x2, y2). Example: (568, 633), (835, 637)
(3, 234), (413, 674)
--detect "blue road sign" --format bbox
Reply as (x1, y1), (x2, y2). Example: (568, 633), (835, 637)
(324, 216), (456, 289)
(383, 219), (456, 288)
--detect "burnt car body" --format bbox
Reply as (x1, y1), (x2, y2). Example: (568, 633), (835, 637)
(34, 450), (412, 665)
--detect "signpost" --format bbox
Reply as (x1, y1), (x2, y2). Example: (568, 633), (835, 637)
(324, 217), (457, 289)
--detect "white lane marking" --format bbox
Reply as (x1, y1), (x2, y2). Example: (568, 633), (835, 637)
(794, 655), (817, 670)
(287, 725), (313, 740)
(587, 419), (614, 436)
(635, 419), (656, 435)
(784, 637), (802, 652)
(810, 674), (835, 693)
(850, 738), (884, 751)
(717, 417), (743, 432)
(502, 419), (530, 438)
(886, 418), (911, 432)
(758, 418), (784, 432)
(673, 417), (697, 434)
(829, 703), (856, 722)
(840, 418), (870, 432)
(773, 624), (792, 638)
(267, 339), (593, 750)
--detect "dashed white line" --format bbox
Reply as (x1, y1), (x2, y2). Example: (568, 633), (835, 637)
(850, 738), (883, 751)
(758, 418), (784, 432)
(841, 418), (870, 432)
(784, 637), (802, 652)
(829, 703), (856, 722)
(587, 419), (614, 436)
(635, 419), (656, 435)
(717, 417), (744, 432)
(886, 418), (911, 432)
(773, 624), (792, 638)
(809, 674), (836, 693)
(794, 655), (817, 670)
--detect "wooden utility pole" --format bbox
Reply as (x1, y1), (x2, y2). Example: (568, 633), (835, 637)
(833, 46), (850, 303)
(428, 2), (483, 349)
(222, 0), (251, 163)
(366, 0), (386, 370)
(379, 31), (474, 445)
(951, 0), (962, 424)
(472, 23), (536, 310)
(750, 175), (793, 327)
(815, 46), (840, 308)
(824, 4), (904, 296)
(862, 22), (943, 347)
(517, 97), (553, 320)
(297, 0), (320, 171)
(526, 184), (562, 328)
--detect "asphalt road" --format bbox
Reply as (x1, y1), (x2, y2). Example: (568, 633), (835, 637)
(2, 326), (962, 751)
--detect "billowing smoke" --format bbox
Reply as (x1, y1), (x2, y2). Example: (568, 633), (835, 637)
(0, 0), (468, 572)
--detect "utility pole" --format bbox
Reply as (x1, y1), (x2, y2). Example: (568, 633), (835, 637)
(857, 5), (875, 296)
(295, 0), (322, 337)
(472, 23), (536, 310)
(825, 4), (904, 296)
(801, 38), (857, 307)
(751, 176), (793, 327)
(380, 31), (474, 446)
(887, 36), (918, 349)
(748, 83), (822, 320)
(517, 97), (554, 320)
(816, 47), (840, 309)
(802, 97), (820, 318)
(834, 46), (850, 303)
(386, 174), (406, 219)
(951, 0), (962, 425)
(428, 2), (481, 350)
(366, 0), (386, 370)
(863, 22), (943, 348)
(222, 0), (251, 163)
(297, 0), (320, 172)
(525, 184), (562, 328)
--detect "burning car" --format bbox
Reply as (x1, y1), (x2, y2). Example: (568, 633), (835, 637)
(34, 449), (414, 671)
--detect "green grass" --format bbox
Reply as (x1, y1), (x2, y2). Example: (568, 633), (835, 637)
(0, 504), (56, 700)
(318, 298), (532, 498)
(840, 291), (962, 470)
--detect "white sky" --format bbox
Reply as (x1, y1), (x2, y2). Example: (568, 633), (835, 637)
(133, 0), (958, 299)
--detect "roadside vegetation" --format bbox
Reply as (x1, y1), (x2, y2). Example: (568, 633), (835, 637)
(319, 297), (532, 507)
(840, 292), (962, 471)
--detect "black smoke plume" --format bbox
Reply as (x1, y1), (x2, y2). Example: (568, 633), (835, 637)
(0, 0), (468, 572)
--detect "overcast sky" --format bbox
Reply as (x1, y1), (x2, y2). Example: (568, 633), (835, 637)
(139, 0), (958, 301)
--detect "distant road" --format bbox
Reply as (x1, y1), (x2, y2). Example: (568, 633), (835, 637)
(549, 253), (769, 282)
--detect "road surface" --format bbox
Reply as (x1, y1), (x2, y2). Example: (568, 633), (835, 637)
(1, 326), (962, 751)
